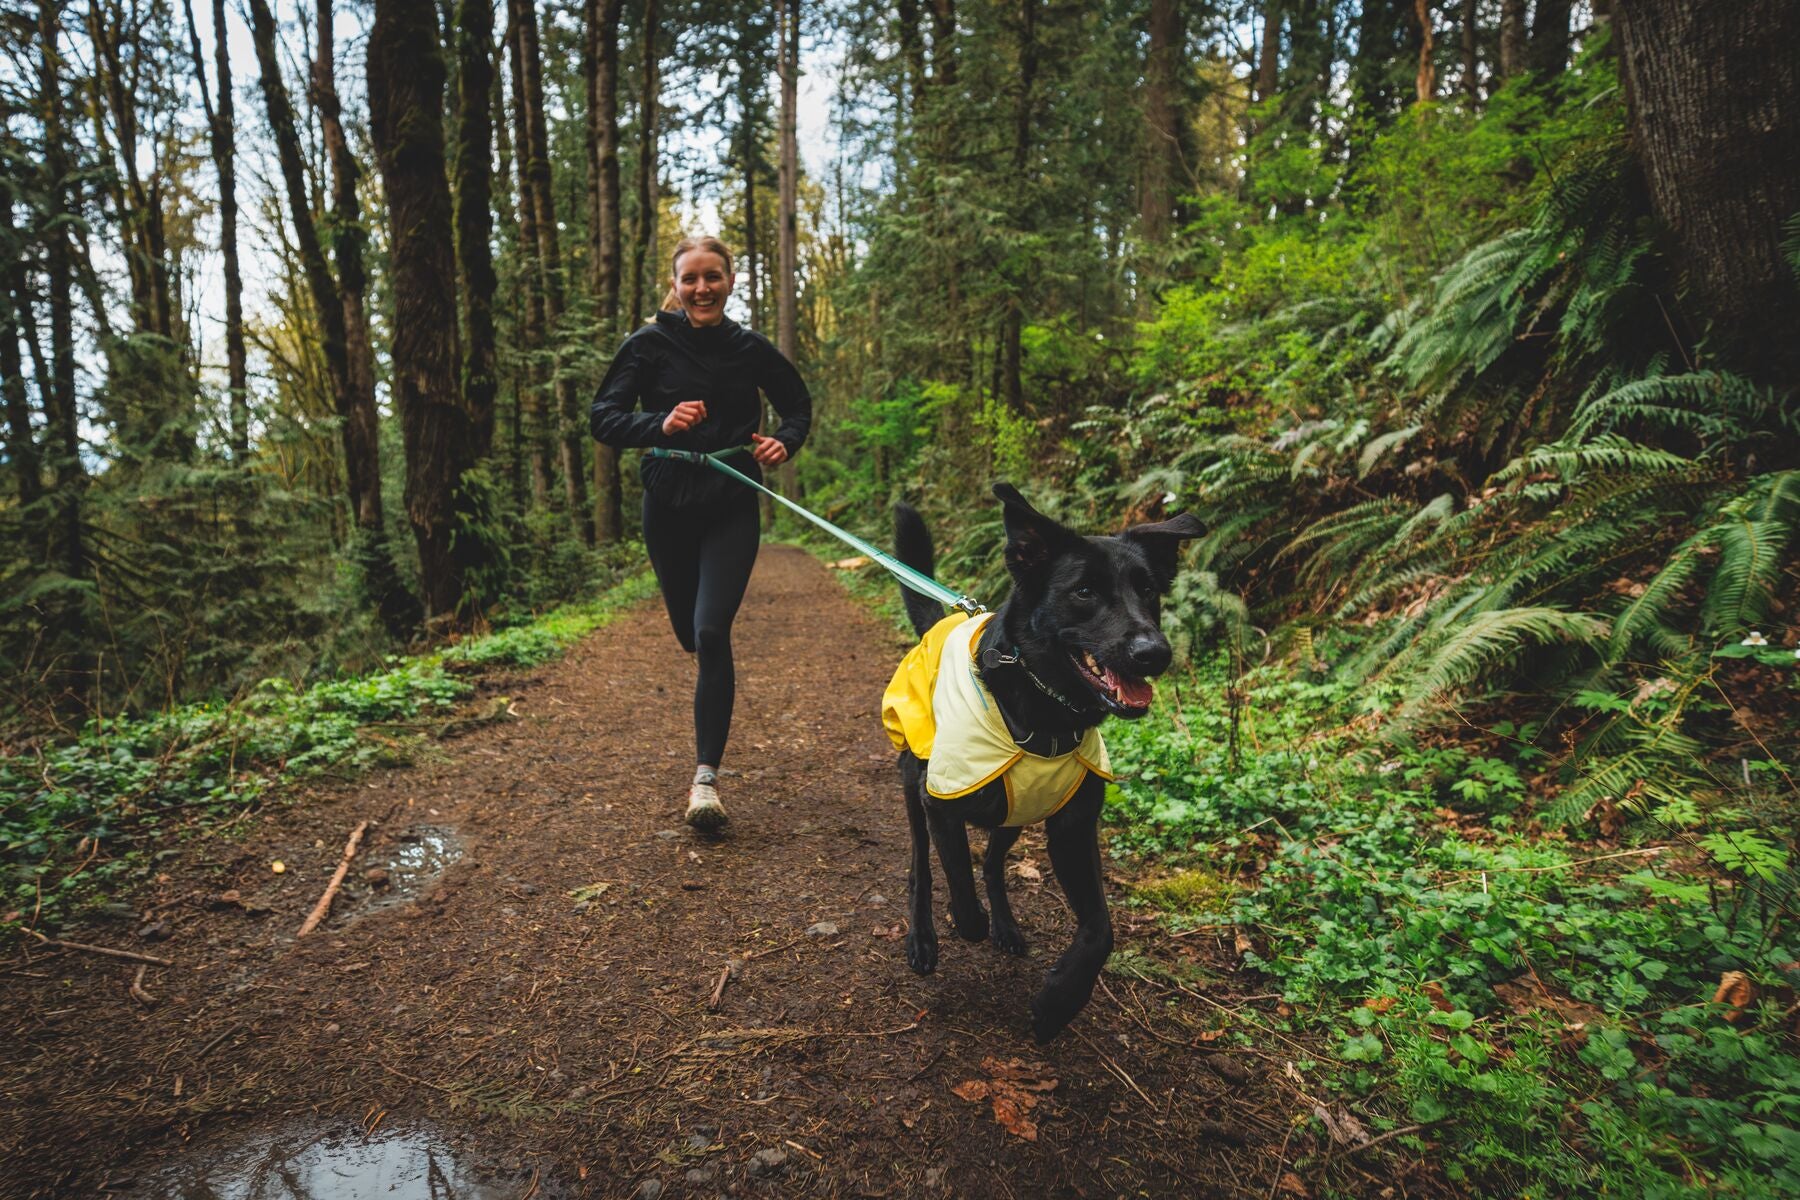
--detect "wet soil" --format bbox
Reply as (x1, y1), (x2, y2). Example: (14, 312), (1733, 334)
(0, 547), (1386, 1199)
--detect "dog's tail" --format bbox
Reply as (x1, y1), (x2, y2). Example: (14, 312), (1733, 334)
(894, 503), (944, 637)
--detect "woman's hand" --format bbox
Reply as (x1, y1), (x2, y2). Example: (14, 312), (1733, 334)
(750, 434), (789, 466)
(662, 400), (707, 436)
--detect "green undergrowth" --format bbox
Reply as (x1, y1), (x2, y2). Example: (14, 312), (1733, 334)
(1, 567), (657, 930)
(1107, 651), (1800, 1198)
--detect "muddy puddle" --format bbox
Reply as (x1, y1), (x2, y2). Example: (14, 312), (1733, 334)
(339, 825), (463, 921)
(125, 1118), (551, 1199)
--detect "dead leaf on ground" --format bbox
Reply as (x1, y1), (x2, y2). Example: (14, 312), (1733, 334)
(1363, 995), (1396, 1014)
(1421, 981), (1454, 1013)
(1276, 1171), (1310, 1196)
(1009, 860), (1043, 883)
(1714, 970), (1756, 1022)
(1313, 1103), (1371, 1148)
(1233, 929), (1254, 957)
(829, 555), (870, 570)
(870, 923), (904, 940)
(566, 881), (614, 902)
(1491, 975), (1606, 1028)
(950, 1058), (1059, 1142)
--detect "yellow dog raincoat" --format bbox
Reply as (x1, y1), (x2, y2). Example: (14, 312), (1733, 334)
(882, 613), (1112, 826)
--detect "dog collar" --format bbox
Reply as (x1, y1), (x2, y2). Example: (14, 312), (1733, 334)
(980, 643), (1093, 717)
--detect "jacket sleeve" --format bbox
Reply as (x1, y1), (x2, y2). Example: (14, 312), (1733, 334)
(589, 337), (669, 448)
(760, 340), (813, 457)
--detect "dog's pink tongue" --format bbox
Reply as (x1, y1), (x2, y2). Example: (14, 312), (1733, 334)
(1108, 670), (1155, 709)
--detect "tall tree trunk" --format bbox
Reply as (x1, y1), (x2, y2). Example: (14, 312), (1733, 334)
(1460, 0), (1479, 99)
(587, 0), (624, 542)
(38, 0), (89, 667)
(2, 195), (42, 538)
(1140, 0), (1180, 252)
(454, 0), (498, 461)
(896, 0), (925, 128)
(183, 0), (248, 461)
(928, 0), (962, 375)
(741, 74), (761, 329)
(369, 0), (483, 619)
(630, 0), (661, 329)
(1255, 2), (1281, 105)
(1498, 0), (1525, 79)
(775, 0), (801, 494)
(514, 0), (590, 544)
(1414, 0), (1436, 102)
(999, 0), (1037, 414)
(1613, 0), (1800, 384)
(506, 3), (554, 505)
(1529, 0), (1572, 79)
(492, 51), (526, 506)
(250, 0), (415, 629)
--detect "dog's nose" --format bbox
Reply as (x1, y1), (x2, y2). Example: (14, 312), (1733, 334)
(1126, 634), (1171, 675)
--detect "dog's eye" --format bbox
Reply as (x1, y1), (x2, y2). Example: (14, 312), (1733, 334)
(1072, 586), (1097, 602)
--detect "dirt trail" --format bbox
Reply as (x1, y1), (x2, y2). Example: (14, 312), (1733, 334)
(1, 547), (1313, 1199)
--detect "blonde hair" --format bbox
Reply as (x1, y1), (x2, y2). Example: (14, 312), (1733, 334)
(658, 235), (735, 316)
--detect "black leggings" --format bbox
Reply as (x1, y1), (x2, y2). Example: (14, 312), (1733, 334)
(642, 492), (760, 767)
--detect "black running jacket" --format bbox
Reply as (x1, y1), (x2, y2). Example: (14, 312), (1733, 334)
(589, 309), (813, 508)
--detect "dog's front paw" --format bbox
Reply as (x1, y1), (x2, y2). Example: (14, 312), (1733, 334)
(948, 903), (988, 943)
(990, 918), (1028, 957)
(905, 926), (939, 975)
(1029, 975), (1086, 1043)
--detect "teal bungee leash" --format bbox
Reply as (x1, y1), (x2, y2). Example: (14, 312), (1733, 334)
(647, 446), (984, 616)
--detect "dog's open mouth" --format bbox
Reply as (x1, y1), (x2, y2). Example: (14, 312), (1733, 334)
(1072, 650), (1154, 716)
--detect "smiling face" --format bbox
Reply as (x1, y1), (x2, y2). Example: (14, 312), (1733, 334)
(672, 248), (733, 326)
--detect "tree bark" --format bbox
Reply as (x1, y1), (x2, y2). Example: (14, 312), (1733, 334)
(1498, 0), (1525, 79)
(1140, 0), (1180, 251)
(1460, 0), (1479, 99)
(183, 0), (248, 461)
(513, 0), (591, 544)
(630, 0), (661, 329)
(1255, 1), (1281, 105)
(369, 0), (483, 619)
(776, 0), (801, 494)
(587, 0), (625, 542)
(1613, 0), (1800, 383)
(38, 0), (88, 649)
(505, 1), (554, 505)
(2, 193), (42, 534)
(999, 0), (1037, 414)
(1413, 0), (1436, 102)
(454, 0), (498, 461)
(1528, 0), (1571, 79)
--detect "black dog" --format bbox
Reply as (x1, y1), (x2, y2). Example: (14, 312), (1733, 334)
(888, 484), (1202, 1042)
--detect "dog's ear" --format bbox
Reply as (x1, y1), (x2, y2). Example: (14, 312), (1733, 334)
(994, 483), (1082, 587)
(1118, 512), (1205, 591)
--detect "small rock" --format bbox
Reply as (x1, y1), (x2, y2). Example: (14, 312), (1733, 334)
(747, 1147), (788, 1178)
(865, 893), (887, 905)
(805, 922), (838, 938)
(136, 920), (170, 942)
(923, 1164), (948, 1189)
(567, 1085), (590, 1101)
(517, 882), (540, 896)
(656, 829), (680, 841)
(684, 1167), (715, 1186)
(323, 1022), (340, 1035)
(499, 906), (519, 918)
(363, 867), (391, 887)
(683, 1126), (717, 1152)
(632, 1180), (663, 1200)
(572, 900), (591, 915)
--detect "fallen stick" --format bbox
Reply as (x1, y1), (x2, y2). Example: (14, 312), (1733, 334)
(21, 928), (173, 967)
(129, 963), (156, 1006)
(707, 962), (733, 1011)
(297, 820), (371, 937)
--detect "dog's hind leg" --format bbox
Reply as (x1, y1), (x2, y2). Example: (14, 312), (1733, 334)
(982, 825), (1028, 956)
(923, 799), (988, 944)
(901, 754), (938, 974)
(1030, 777), (1113, 1043)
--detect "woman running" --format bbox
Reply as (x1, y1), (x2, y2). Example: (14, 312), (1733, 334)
(589, 235), (812, 829)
